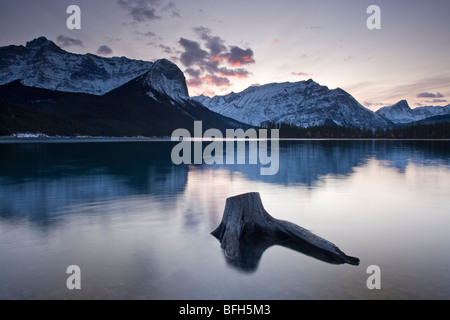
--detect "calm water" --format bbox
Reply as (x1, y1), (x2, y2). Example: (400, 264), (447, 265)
(0, 140), (449, 300)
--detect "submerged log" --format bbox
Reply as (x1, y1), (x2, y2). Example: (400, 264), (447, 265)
(212, 192), (359, 271)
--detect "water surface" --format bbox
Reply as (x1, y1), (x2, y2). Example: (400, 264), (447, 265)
(0, 140), (449, 299)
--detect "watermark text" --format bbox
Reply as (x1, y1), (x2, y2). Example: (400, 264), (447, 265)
(171, 121), (279, 176)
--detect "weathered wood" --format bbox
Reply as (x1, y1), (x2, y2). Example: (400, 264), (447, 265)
(212, 192), (359, 271)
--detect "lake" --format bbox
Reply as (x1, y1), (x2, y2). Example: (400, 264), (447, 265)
(0, 140), (449, 300)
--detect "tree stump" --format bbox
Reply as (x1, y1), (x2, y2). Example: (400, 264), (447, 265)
(212, 192), (359, 271)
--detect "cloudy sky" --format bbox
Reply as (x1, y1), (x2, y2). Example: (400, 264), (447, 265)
(1, 0), (450, 110)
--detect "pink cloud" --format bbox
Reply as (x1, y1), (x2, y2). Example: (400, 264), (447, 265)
(202, 75), (231, 87)
(292, 72), (313, 77)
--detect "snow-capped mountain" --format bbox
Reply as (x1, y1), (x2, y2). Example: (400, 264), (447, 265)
(376, 100), (450, 124)
(0, 37), (247, 137)
(138, 59), (189, 102)
(194, 80), (391, 129)
(0, 68), (245, 137)
(0, 37), (154, 96)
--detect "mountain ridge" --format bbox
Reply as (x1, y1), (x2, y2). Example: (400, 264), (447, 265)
(0, 76), (247, 137)
(194, 80), (392, 129)
(376, 100), (450, 124)
(0, 36), (154, 96)
(2, 37), (449, 133)
(0, 37), (247, 137)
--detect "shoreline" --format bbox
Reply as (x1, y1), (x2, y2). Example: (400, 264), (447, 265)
(1, 136), (450, 144)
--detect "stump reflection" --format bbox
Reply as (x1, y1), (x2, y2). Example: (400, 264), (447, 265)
(212, 192), (359, 273)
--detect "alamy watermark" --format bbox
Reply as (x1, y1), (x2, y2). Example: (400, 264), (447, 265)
(367, 5), (381, 30)
(66, 5), (81, 30)
(65, 5), (379, 31)
(66, 265), (81, 290)
(366, 265), (381, 290)
(171, 121), (280, 176)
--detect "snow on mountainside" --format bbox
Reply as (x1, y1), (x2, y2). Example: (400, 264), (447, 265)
(376, 100), (450, 124)
(0, 37), (154, 95)
(194, 80), (391, 129)
(139, 59), (189, 102)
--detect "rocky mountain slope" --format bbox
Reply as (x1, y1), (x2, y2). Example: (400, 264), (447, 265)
(376, 100), (450, 125)
(194, 80), (391, 129)
(0, 39), (244, 137)
(0, 37), (153, 96)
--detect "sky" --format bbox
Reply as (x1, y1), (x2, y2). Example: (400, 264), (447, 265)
(1, 0), (450, 110)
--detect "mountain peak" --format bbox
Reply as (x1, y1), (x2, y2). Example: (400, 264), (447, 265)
(391, 100), (411, 111)
(373, 100), (450, 124)
(305, 78), (324, 87)
(377, 100), (450, 124)
(26, 37), (52, 48)
(378, 100), (410, 113)
(25, 37), (67, 55)
(154, 58), (175, 67)
(397, 100), (410, 107)
(140, 59), (189, 101)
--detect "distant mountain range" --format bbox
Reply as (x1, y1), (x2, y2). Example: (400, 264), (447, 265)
(1, 37), (449, 137)
(376, 100), (450, 125)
